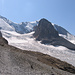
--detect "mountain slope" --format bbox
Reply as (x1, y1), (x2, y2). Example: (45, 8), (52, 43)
(54, 24), (75, 44)
(0, 18), (14, 31)
(0, 15), (39, 33)
(33, 18), (75, 50)
(0, 32), (75, 75)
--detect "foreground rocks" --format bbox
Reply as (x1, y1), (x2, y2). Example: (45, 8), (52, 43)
(0, 37), (75, 75)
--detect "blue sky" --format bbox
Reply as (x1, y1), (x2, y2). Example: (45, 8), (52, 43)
(0, 0), (75, 35)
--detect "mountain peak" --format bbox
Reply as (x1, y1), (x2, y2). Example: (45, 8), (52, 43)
(40, 18), (48, 21)
(33, 18), (59, 40)
(33, 19), (75, 50)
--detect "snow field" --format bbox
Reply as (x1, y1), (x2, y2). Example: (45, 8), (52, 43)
(1, 30), (75, 67)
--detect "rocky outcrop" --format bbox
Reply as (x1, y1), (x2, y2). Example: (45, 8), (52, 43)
(33, 19), (75, 50)
(0, 31), (8, 45)
(0, 31), (2, 37)
(33, 18), (59, 40)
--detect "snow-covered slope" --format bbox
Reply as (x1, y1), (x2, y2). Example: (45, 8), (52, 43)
(0, 18), (14, 31)
(53, 24), (75, 44)
(0, 15), (39, 34)
(1, 30), (75, 67)
(0, 16), (75, 67)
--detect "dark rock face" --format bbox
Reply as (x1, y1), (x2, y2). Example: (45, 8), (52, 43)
(41, 37), (75, 50)
(33, 18), (59, 40)
(0, 31), (2, 37)
(0, 31), (8, 45)
(33, 19), (75, 50)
